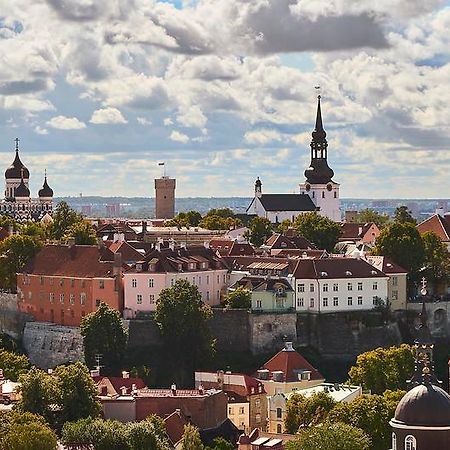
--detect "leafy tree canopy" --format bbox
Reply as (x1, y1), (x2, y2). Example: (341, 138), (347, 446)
(348, 344), (414, 393)
(354, 209), (390, 228)
(0, 349), (29, 381)
(394, 206), (417, 224)
(63, 220), (97, 245)
(165, 211), (203, 229)
(421, 231), (450, 288)
(372, 222), (424, 276)
(155, 280), (215, 386)
(180, 424), (204, 450)
(205, 208), (235, 219)
(285, 422), (371, 450)
(293, 212), (341, 252)
(80, 302), (128, 374)
(51, 201), (83, 240)
(245, 216), (273, 247)
(285, 391), (337, 434)
(223, 286), (251, 309)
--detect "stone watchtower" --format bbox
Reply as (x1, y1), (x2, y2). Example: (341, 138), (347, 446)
(155, 176), (176, 219)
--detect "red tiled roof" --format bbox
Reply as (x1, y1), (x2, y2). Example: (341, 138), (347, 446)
(365, 255), (408, 274)
(417, 214), (450, 242)
(108, 241), (143, 263)
(229, 242), (255, 256)
(164, 410), (188, 445)
(261, 345), (324, 382)
(94, 376), (146, 395)
(22, 244), (117, 278)
(136, 388), (218, 398)
(265, 233), (314, 250)
(339, 222), (378, 240)
(292, 257), (387, 279)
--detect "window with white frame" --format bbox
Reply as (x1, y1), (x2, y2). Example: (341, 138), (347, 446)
(148, 278), (154, 288)
(348, 297), (352, 306)
(392, 276), (398, 286)
(358, 296), (363, 305)
(198, 276), (202, 285)
(357, 282), (363, 291)
(404, 435), (416, 450)
(256, 300), (262, 309)
(80, 293), (86, 305)
(297, 298), (304, 307)
(309, 298), (314, 307)
(206, 291), (210, 302)
(333, 297), (338, 306)
(149, 294), (155, 304)
(347, 282), (353, 291)
(132, 278), (137, 288)
(323, 283), (328, 292)
(49, 293), (55, 303)
(333, 283), (338, 292)
(206, 275), (210, 284)
(373, 281), (378, 290)
(60, 293), (64, 304)
(392, 433), (397, 450)
(373, 296), (378, 305)
(70, 294), (75, 305)
(392, 290), (398, 300)
(323, 298), (328, 307)
(298, 283), (305, 293)
(310, 284), (314, 292)
(137, 294), (143, 305)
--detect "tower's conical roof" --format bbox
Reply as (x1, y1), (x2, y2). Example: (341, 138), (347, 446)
(5, 138), (30, 180)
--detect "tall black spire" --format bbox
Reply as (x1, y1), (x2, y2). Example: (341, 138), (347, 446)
(304, 95), (334, 184)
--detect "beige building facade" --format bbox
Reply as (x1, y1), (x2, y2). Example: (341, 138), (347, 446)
(155, 176), (176, 219)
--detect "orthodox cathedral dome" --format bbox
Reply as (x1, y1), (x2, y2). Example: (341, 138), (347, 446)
(5, 139), (29, 179)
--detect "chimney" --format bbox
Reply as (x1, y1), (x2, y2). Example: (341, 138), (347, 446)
(436, 207), (444, 217)
(217, 370), (224, 389)
(358, 226), (363, 237)
(131, 383), (137, 394)
(114, 252), (123, 292)
(113, 232), (125, 243)
(142, 220), (147, 233)
(171, 384), (177, 396)
(120, 386), (127, 396)
(169, 239), (175, 251)
(204, 241), (210, 249)
(122, 370), (129, 379)
(198, 384), (204, 395)
(284, 342), (294, 351)
(90, 368), (100, 377)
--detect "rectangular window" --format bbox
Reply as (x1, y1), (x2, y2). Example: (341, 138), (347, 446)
(348, 297), (353, 306)
(256, 300), (262, 309)
(148, 278), (154, 288)
(297, 298), (304, 307)
(206, 275), (209, 284)
(358, 296), (363, 305)
(323, 297), (328, 307)
(228, 407), (233, 415)
(59, 278), (64, 287)
(99, 280), (105, 289)
(80, 293), (86, 305)
(206, 291), (210, 302)
(60, 293), (64, 304)
(333, 283), (339, 292)
(192, 276), (196, 284)
(373, 296), (378, 305)
(392, 291), (398, 300)
(392, 276), (398, 287)
(357, 282), (363, 291)
(239, 407), (245, 415)
(69, 294), (75, 305)
(323, 283), (328, 292)
(137, 294), (143, 305)
(70, 279), (75, 288)
(347, 282), (353, 291)
(198, 276), (202, 285)
(28, 291), (32, 300)
(373, 282), (378, 290)
(309, 284), (314, 292)
(298, 283), (305, 293)
(310, 298), (314, 308)
(171, 278), (175, 286)
(49, 278), (54, 286)
(223, 274), (226, 283)
(217, 275), (220, 284)
(333, 297), (338, 306)
(132, 279), (137, 288)
(39, 276), (44, 285)
(149, 294), (155, 304)
(95, 299), (101, 307)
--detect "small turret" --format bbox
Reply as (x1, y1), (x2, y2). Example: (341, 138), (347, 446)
(38, 170), (54, 199)
(255, 177), (262, 198)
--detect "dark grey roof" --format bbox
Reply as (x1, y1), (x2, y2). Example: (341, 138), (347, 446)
(258, 194), (317, 212)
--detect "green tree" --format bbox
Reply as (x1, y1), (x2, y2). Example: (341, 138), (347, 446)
(0, 411), (57, 450)
(205, 208), (235, 219)
(326, 391), (404, 450)
(51, 201), (83, 240)
(199, 215), (229, 230)
(0, 234), (42, 289)
(80, 302), (128, 374)
(0, 215), (16, 230)
(245, 216), (272, 247)
(276, 219), (293, 234)
(394, 206), (417, 224)
(17, 368), (58, 426)
(421, 231), (450, 291)
(293, 212), (341, 252)
(63, 220), (97, 245)
(205, 437), (234, 450)
(373, 222), (424, 277)
(348, 345), (414, 393)
(155, 280), (215, 386)
(354, 209), (390, 228)
(285, 422), (371, 450)
(54, 362), (101, 423)
(0, 349), (30, 381)
(223, 286), (251, 309)
(285, 392), (337, 434)
(180, 424), (204, 450)
(127, 416), (171, 450)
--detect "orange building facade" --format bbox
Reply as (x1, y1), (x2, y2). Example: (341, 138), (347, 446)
(17, 244), (123, 327)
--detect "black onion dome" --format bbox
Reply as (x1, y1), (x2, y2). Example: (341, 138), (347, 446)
(393, 383), (450, 427)
(39, 176), (53, 197)
(5, 148), (29, 180)
(15, 178), (30, 197)
(304, 161), (334, 184)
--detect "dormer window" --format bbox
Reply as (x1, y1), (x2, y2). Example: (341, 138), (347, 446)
(321, 271), (328, 277)
(345, 271), (352, 276)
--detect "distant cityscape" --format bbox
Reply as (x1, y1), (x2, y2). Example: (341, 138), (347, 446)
(61, 196), (449, 221)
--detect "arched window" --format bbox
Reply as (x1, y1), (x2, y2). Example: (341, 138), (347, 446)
(277, 424), (282, 433)
(392, 432), (397, 450)
(405, 435), (416, 450)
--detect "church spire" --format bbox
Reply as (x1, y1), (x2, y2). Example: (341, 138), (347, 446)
(312, 95), (326, 141)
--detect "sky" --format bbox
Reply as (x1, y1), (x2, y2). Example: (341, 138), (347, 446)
(1, 0), (450, 198)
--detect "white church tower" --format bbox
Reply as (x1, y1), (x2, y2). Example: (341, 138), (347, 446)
(299, 95), (341, 222)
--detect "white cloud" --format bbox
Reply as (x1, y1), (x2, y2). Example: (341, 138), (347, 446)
(164, 117), (174, 126)
(46, 115), (86, 130)
(244, 128), (283, 145)
(34, 125), (49, 135)
(90, 107), (127, 124)
(169, 130), (189, 143)
(137, 117), (152, 125)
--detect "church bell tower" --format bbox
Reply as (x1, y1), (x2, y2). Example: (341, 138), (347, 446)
(299, 95), (340, 222)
